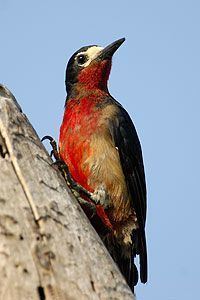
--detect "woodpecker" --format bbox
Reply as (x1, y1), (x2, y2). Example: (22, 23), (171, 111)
(59, 38), (147, 290)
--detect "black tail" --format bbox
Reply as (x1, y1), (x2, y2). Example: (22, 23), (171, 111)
(139, 228), (148, 283)
(90, 216), (147, 290)
(101, 233), (138, 292)
(118, 250), (138, 292)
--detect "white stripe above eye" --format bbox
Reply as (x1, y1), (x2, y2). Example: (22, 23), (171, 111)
(76, 46), (103, 67)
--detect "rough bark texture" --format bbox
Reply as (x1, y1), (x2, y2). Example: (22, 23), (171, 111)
(0, 85), (135, 300)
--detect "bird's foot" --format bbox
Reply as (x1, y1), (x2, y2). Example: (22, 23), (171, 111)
(91, 185), (110, 209)
(41, 135), (97, 214)
(41, 135), (60, 161)
(57, 161), (97, 215)
(41, 136), (109, 212)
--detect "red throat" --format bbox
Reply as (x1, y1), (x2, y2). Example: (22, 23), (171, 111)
(78, 60), (111, 91)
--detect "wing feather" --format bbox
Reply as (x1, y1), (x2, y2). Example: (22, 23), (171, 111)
(109, 101), (148, 283)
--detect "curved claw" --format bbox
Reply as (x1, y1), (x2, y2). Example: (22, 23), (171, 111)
(50, 150), (54, 158)
(41, 135), (54, 142)
(41, 135), (59, 161)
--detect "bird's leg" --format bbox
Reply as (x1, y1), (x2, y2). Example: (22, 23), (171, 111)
(54, 160), (92, 198)
(55, 160), (97, 215)
(41, 135), (97, 214)
(58, 160), (110, 210)
(90, 185), (110, 209)
(41, 135), (60, 161)
(41, 135), (90, 194)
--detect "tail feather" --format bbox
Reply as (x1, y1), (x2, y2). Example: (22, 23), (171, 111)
(139, 229), (148, 283)
(90, 216), (147, 289)
(101, 233), (138, 292)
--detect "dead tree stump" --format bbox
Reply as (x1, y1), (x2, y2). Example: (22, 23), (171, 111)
(0, 85), (134, 300)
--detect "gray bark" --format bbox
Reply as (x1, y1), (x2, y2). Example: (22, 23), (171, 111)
(0, 85), (134, 300)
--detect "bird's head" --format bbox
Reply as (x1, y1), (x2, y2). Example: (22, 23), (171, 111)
(65, 38), (125, 94)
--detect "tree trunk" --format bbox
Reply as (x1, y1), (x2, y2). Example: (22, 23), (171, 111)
(0, 85), (134, 300)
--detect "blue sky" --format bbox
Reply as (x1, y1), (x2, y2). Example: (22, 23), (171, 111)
(1, 1), (200, 299)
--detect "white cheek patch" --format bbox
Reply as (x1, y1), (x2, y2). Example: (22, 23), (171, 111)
(77, 46), (103, 67)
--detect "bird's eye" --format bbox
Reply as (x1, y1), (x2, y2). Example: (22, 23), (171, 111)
(77, 54), (87, 65)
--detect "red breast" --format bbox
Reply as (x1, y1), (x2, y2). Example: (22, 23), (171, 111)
(59, 96), (101, 192)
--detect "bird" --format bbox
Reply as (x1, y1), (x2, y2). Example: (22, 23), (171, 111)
(58, 38), (147, 291)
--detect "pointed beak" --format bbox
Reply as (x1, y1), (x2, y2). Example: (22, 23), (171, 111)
(97, 38), (125, 61)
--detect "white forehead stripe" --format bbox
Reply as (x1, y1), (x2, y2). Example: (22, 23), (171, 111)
(85, 46), (103, 58)
(76, 46), (103, 67)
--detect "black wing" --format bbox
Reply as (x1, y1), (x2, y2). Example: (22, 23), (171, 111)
(109, 100), (148, 284)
